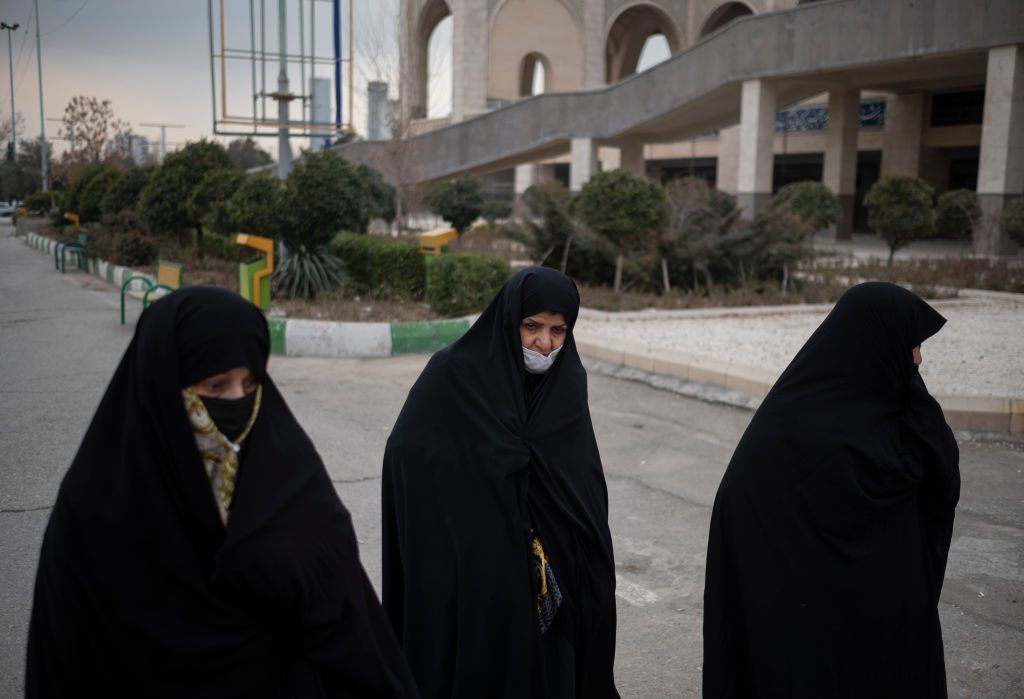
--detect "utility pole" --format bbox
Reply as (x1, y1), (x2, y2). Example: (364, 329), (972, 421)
(46, 116), (72, 154)
(1, 22), (18, 159)
(34, 0), (47, 190)
(273, 0), (294, 178)
(139, 122), (184, 163)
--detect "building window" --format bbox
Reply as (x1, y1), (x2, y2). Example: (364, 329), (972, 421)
(930, 90), (984, 127)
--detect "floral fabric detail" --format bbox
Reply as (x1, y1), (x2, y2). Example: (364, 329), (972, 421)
(181, 385), (261, 525)
(533, 534), (563, 634)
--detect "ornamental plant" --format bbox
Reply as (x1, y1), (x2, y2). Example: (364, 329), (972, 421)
(427, 174), (485, 235)
(575, 169), (669, 292)
(864, 176), (935, 265)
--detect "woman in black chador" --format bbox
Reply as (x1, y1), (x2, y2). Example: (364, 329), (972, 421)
(27, 287), (418, 698)
(382, 267), (619, 698)
(703, 282), (960, 697)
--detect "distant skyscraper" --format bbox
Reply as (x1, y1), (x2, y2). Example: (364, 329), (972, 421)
(310, 77), (331, 152)
(129, 135), (150, 165)
(368, 81), (390, 141)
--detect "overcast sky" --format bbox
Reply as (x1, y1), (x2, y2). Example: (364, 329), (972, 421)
(1, 0), (668, 160)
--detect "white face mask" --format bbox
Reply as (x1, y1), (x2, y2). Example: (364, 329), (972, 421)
(523, 345), (561, 374)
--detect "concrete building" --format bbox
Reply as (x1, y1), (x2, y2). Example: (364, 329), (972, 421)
(368, 81), (391, 141)
(338, 0), (1024, 252)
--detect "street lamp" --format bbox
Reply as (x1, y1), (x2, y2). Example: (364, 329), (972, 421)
(0, 22), (18, 160)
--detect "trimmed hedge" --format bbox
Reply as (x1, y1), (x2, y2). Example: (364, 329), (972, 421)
(329, 232), (426, 300)
(426, 253), (510, 317)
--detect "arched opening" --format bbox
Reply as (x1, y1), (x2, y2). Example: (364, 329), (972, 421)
(520, 53), (550, 97)
(699, 2), (755, 39)
(414, 0), (453, 120)
(605, 4), (682, 84)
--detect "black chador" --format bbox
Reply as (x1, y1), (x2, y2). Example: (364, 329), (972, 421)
(27, 286), (419, 698)
(382, 267), (619, 698)
(703, 282), (961, 697)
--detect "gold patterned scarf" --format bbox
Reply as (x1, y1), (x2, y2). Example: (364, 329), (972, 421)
(181, 385), (262, 525)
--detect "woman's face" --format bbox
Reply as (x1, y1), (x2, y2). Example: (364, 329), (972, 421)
(520, 312), (568, 356)
(193, 366), (259, 399)
(912, 345), (922, 367)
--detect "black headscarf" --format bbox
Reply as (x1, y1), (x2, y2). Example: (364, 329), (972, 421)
(382, 267), (618, 698)
(703, 282), (961, 697)
(27, 286), (418, 698)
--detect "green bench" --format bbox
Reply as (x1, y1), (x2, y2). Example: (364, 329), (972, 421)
(120, 260), (184, 324)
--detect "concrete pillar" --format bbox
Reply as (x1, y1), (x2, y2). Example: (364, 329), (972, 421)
(514, 164), (538, 196)
(570, 138), (598, 192)
(823, 88), (860, 240)
(451, 0), (488, 122)
(881, 93), (925, 177)
(582, 0), (606, 88)
(716, 125), (740, 194)
(620, 141), (646, 176)
(977, 44), (1024, 255)
(736, 79), (777, 218)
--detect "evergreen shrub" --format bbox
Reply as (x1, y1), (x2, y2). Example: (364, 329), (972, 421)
(426, 253), (510, 317)
(329, 232), (426, 299)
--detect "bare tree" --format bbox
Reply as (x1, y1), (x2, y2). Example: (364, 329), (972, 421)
(0, 112), (26, 155)
(60, 96), (132, 168)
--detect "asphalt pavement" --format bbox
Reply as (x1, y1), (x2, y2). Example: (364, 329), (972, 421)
(1, 228), (1021, 697)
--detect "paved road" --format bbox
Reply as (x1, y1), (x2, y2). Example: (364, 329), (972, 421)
(1, 229), (1022, 697)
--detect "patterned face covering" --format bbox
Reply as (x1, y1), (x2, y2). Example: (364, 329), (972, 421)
(181, 385), (262, 525)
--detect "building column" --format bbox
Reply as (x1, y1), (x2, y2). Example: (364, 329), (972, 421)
(514, 164), (538, 196)
(451, 0), (488, 122)
(823, 88), (860, 240)
(716, 125), (740, 194)
(619, 141), (646, 176)
(570, 138), (598, 192)
(582, 0), (606, 88)
(880, 93), (925, 177)
(977, 44), (1024, 255)
(736, 79), (777, 218)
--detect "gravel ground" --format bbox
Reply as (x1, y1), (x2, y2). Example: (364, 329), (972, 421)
(576, 296), (1024, 397)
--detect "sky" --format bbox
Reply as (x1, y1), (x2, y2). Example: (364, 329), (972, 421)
(0, 0), (401, 160)
(1, 0), (669, 160)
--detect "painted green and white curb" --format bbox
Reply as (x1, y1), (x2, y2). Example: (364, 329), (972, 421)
(24, 231), (469, 358)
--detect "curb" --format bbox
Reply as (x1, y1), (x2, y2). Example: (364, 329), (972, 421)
(574, 332), (1024, 435)
(24, 232), (471, 358)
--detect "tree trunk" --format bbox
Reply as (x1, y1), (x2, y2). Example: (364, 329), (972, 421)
(781, 261), (789, 293)
(560, 235), (573, 274)
(614, 253), (624, 294)
(692, 267), (698, 293)
(661, 256), (671, 293)
(702, 266), (713, 291)
(887, 246), (895, 266)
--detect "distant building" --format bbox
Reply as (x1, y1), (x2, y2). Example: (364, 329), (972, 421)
(129, 135), (150, 165)
(309, 77), (332, 152)
(368, 81), (390, 141)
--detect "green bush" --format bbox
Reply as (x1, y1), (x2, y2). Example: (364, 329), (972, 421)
(137, 139), (230, 245)
(482, 198), (513, 225)
(187, 169), (245, 236)
(1002, 198), (1024, 247)
(575, 169), (670, 292)
(201, 231), (250, 262)
(771, 181), (841, 234)
(24, 190), (57, 214)
(426, 253), (511, 317)
(864, 175), (935, 265)
(116, 232), (158, 267)
(281, 151), (370, 246)
(356, 163), (396, 225)
(427, 174), (485, 234)
(935, 189), (981, 242)
(329, 232), (426, 299)
(64, 163), (117, 218)
(227, 172), (284, 239)
(79, 167), (121, 223)
(101, 167), (152, 216)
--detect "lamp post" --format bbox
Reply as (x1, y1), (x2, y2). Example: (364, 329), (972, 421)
(0, 22), (18, 160)
(34, 0), (47, 191)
